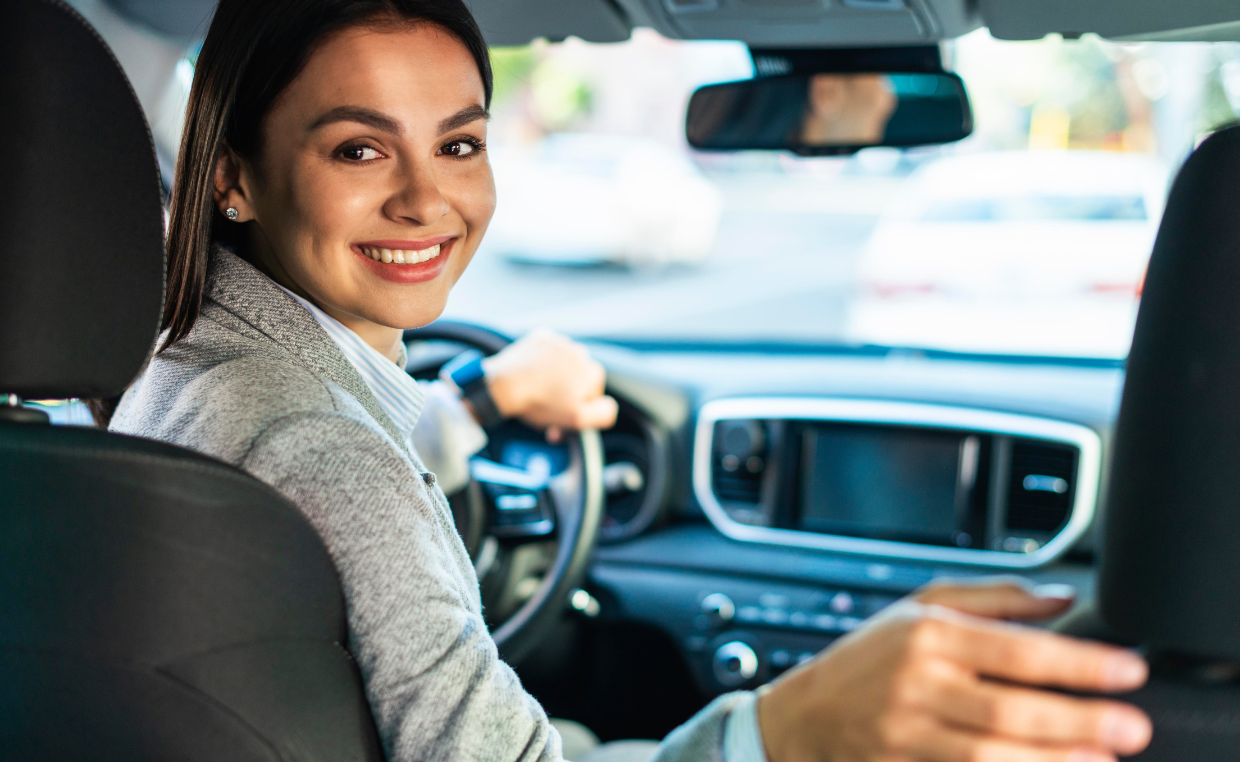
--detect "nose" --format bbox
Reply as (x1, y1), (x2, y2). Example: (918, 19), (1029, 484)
(384, 160), (450, 226)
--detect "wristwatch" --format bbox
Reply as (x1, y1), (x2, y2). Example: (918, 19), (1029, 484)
(439, 349), (505, 429)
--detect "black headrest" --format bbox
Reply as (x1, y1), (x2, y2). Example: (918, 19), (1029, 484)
(0, 0), (165, 401)
(1100, 125), (1240, 661)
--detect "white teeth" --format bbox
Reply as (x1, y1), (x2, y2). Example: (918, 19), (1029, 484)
(361, 243), (443, 264)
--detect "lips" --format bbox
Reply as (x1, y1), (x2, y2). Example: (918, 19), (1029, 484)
(352, 237), (455, 284)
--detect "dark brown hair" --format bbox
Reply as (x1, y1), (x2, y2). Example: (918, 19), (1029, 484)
(163, 0), (493, 348)
(90, 0), (491, 427)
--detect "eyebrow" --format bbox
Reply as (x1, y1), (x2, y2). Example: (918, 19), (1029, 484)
(437, 104), (489, 134)
(309, 106), (403, 135)
(308, 103), (490, 137)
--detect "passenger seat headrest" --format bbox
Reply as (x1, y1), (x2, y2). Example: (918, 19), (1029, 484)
(0, 0), (165, 401)
(1101, 124), (1240, 661)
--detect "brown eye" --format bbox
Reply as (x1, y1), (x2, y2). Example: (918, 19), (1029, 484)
(340, 145), (381, 161)
(441, 140), (478, 157)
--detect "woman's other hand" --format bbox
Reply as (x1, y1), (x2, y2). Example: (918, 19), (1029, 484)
(482, 329), (619, 440)
(758, 580), (1153, 762)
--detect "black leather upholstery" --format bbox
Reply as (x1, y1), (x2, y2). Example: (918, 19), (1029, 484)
(0, 0), (165, 400)
(0, 424), (383, 761)
(1095, 125), (1240, 759)
(0, 2), (384, 758)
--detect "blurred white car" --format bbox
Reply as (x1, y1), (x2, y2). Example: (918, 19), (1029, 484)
(847, 151), (1168, 357)
(485, 133), (724, 266)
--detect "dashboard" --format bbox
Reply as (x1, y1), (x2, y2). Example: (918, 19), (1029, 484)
(578, 342), (1122, 696)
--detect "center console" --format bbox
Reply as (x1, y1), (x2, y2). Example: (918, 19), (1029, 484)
(692, 397), (1102, 568)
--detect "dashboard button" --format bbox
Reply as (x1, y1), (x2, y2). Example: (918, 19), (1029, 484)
(761, 608), (789, 625)
(700, 592), (736, 626)
(759, 593), (790, 608)
(737, 606), (761, 622)
(813, 613), (838, 631)
(713, 641), (759, 687)
(829, 591), (855, 614)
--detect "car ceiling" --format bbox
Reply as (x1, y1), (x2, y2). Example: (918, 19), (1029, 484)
(104, 0), (1240, 48)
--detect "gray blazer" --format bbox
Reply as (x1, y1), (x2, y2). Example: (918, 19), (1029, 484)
(112, 248), (738, 762)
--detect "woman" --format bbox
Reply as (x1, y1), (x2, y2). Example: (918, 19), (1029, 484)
(109, 1), (1155, 760)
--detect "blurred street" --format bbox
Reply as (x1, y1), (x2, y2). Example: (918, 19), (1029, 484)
(443, 172), (888, 341)
(445, 168), (1145, 359)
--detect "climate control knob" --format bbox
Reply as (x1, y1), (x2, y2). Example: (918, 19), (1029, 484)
(712, 641), (759, 687)
(700, 593), (735, 627)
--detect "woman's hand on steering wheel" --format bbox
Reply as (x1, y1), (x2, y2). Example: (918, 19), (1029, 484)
(480, 328), (619, 441)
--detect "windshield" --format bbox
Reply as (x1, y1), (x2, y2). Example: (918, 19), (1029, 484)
(438, 31), (1239, 360)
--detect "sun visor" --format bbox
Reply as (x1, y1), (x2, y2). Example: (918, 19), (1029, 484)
(981, 0), (1240, 41)
(465, 0), (630, 44)
(638, 0), (978, 47)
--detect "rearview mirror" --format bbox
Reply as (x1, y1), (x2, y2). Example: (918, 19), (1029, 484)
(686, 72), (973, 155)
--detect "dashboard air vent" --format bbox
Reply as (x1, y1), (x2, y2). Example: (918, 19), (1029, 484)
(711, 420), (766, 505)
(1005, 440), (1077, 533)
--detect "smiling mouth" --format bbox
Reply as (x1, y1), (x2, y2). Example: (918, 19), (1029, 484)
(358, 243), (443, 264)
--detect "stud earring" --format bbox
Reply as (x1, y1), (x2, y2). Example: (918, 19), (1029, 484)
(224, 207), (240, 221)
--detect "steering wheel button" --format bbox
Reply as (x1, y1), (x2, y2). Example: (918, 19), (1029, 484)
(737, 606), (761, 622)
(496, 493), (538, 511)
(788, 611), (809, 628)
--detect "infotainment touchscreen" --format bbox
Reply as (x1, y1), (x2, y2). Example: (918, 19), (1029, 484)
(799, 425), (976, 545)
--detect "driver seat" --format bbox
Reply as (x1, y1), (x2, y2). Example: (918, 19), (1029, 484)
(0, 2), (383, 759)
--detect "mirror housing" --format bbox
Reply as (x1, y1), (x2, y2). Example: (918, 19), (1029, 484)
(686, 48), (973, 156)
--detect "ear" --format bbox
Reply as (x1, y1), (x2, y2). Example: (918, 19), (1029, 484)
(213, 146), (256, 222)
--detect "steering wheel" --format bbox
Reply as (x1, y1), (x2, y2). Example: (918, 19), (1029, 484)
(403, 321), (605, 667)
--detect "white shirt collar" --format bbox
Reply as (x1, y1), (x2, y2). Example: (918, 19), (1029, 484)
(274, 283), (425, 442)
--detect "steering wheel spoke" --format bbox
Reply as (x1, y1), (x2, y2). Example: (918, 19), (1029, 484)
(470, 457), (557, 540)
(406, 320), (605, 667)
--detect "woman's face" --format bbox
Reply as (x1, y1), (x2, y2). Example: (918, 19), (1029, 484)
(227, 23), (494, 331)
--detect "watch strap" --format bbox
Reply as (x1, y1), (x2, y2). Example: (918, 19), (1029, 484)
(440, 350), (505, 428)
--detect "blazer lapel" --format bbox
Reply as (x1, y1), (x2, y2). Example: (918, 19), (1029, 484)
(204, 246), (413, 456)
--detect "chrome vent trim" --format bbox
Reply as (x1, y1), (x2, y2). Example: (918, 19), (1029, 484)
(692, 397), (1101, 569)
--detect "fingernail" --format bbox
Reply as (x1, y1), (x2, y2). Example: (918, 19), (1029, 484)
(1100, 709), (1153, 752)
(1066, 750), (1114, 762)
(1032, 583), (1076, 600)
(1102, 652), (1148, 689)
